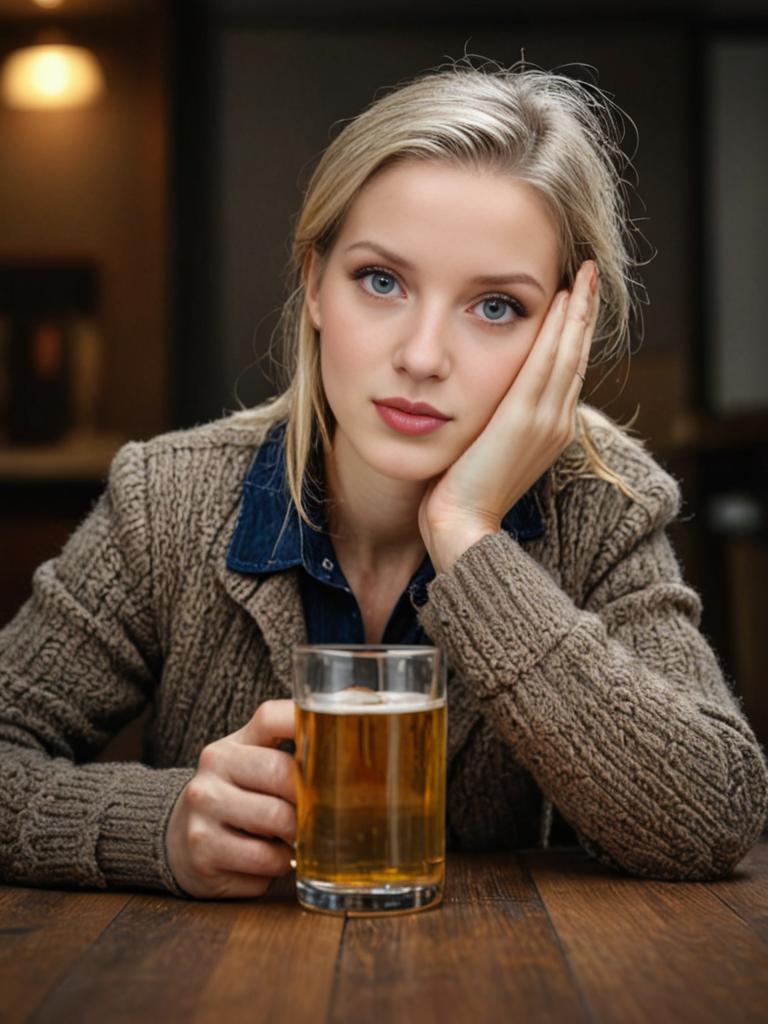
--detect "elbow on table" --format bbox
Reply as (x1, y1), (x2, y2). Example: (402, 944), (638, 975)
(579, 739), (768, 881)
(578, 831), (764, 882)
(577, 805), (768, 882)
(692, 747), (768, 880)
(662, 831), (766, 882)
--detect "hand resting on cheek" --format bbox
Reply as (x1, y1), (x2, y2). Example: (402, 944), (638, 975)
(419, 259), (600, 573)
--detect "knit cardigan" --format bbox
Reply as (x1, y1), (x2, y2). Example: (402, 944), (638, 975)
(0, 405), (766, 898)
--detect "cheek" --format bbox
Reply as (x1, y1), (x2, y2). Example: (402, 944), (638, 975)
(469, 343), (531, 416)
(319, 283), (387, 373)
(318, 308), (372, 410)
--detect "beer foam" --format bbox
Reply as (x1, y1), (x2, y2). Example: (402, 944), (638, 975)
(301, 687), (444, 715)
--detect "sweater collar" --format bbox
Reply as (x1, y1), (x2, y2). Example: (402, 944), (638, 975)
(225, 418), (545, 576)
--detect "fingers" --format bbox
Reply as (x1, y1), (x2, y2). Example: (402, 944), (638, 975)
(199, 740), (298, 805)
(190, 774), (297, 845)
(543, 261), (598, 404)
(577, 264), (600, 376)
(215, 828), (295, 878)
(565, 276), (600, 408)
(196, 872), (273, 901)
(233, 698), (296, 749)
(534, 262), (597, 428)
(512, 287), (569, 407)
(190, 821), (294, 884)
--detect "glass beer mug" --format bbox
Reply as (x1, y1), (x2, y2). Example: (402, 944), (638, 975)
(291, 644), (447, 916)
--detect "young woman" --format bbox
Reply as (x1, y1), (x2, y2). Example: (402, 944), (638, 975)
(1, 59), (766, 901)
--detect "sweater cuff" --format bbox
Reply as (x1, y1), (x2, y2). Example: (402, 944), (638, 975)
(418, 530), (582, 697)
(95, 764), (196, 897)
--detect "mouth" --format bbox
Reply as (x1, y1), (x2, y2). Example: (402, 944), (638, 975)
(375, 397), (450, 419)
(373, 400), (451, 437)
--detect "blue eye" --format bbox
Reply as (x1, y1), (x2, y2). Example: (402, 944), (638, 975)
(371, 273), (395, 294)
(470, 295), (527, 326)
(479, 297), (509, 322)
(354, 267), (401, 297)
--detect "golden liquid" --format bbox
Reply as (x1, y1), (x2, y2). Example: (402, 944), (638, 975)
(294, 690), (446, 888)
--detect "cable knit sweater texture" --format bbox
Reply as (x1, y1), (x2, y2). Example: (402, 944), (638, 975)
(0, 405), (766, 898)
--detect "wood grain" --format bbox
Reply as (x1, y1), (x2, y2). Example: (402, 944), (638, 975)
(445, 848), (557, 900)
(323, 850), (590, 1024)
(525, 847), (768, 1024)
(707, 830), (768, 943)
(191, 902), (343, 1023)
(0, 886), (130, 1023)
(22, 869), (341, 1024)
(3, 841), (767, 1024)
(26, 896), (247, 1023)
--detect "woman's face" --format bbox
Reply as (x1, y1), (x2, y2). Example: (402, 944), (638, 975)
(304, 158), (562, 482)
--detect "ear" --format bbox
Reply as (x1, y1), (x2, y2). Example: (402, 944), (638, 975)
(302, 247), (322, 331)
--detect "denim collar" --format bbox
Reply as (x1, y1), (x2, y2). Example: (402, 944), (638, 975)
(225, 419), (545, 578)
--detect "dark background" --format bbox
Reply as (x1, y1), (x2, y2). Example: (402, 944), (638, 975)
(1, 0), (766, 758)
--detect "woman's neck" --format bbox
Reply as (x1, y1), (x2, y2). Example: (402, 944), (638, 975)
(321, 431), (428, 580)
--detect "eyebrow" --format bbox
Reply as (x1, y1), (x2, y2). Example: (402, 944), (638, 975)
(344, 240), (545, 294)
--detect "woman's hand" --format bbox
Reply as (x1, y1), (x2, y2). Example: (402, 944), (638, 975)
(418, 259), (600, 573)
(165, 699), (297, 899)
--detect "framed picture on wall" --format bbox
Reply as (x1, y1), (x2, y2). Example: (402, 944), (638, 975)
(0, 259), (101, 446)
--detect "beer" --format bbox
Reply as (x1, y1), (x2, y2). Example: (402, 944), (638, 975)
(294, 688), (446, 890)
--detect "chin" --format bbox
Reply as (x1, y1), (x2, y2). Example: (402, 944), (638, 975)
(360, 435), (455, 482)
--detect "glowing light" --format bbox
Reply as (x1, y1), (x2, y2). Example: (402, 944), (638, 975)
(1, 45), (105, 110)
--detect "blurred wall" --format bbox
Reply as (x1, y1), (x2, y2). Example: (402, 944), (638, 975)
(0, 12), (169, 441)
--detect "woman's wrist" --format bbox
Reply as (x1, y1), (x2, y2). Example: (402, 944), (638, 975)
(429, 522), (500, 575)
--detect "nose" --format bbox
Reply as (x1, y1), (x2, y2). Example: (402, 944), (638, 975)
(392, 302), (452, 380)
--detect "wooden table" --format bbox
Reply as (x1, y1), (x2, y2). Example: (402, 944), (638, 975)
(2, 838), (767, 1023)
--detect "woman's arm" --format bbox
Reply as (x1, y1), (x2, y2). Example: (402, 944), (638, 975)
(0, 443), (194, 895)
(417, 450), (768, 881)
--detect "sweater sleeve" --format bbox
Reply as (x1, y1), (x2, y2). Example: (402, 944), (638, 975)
(417, 451), (768, 881)
(0, 442), (195, 896)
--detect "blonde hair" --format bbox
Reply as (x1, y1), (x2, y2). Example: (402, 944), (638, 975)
(230, 55), (650, 526)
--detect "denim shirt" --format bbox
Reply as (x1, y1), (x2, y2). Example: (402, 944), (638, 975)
(226, 419), (545, 644)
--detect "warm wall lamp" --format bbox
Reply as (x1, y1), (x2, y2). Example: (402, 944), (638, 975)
(1, 19), (106, 112)
(1, 43), (106, 110)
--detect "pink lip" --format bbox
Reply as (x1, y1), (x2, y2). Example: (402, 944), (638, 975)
(373, 400), (450, 436)
(377, 397), (449, 418)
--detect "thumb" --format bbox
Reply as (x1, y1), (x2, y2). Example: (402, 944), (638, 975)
(232, 698), (296, 748)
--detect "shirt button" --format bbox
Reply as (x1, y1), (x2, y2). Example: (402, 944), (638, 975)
(322, 557), (334, 572)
